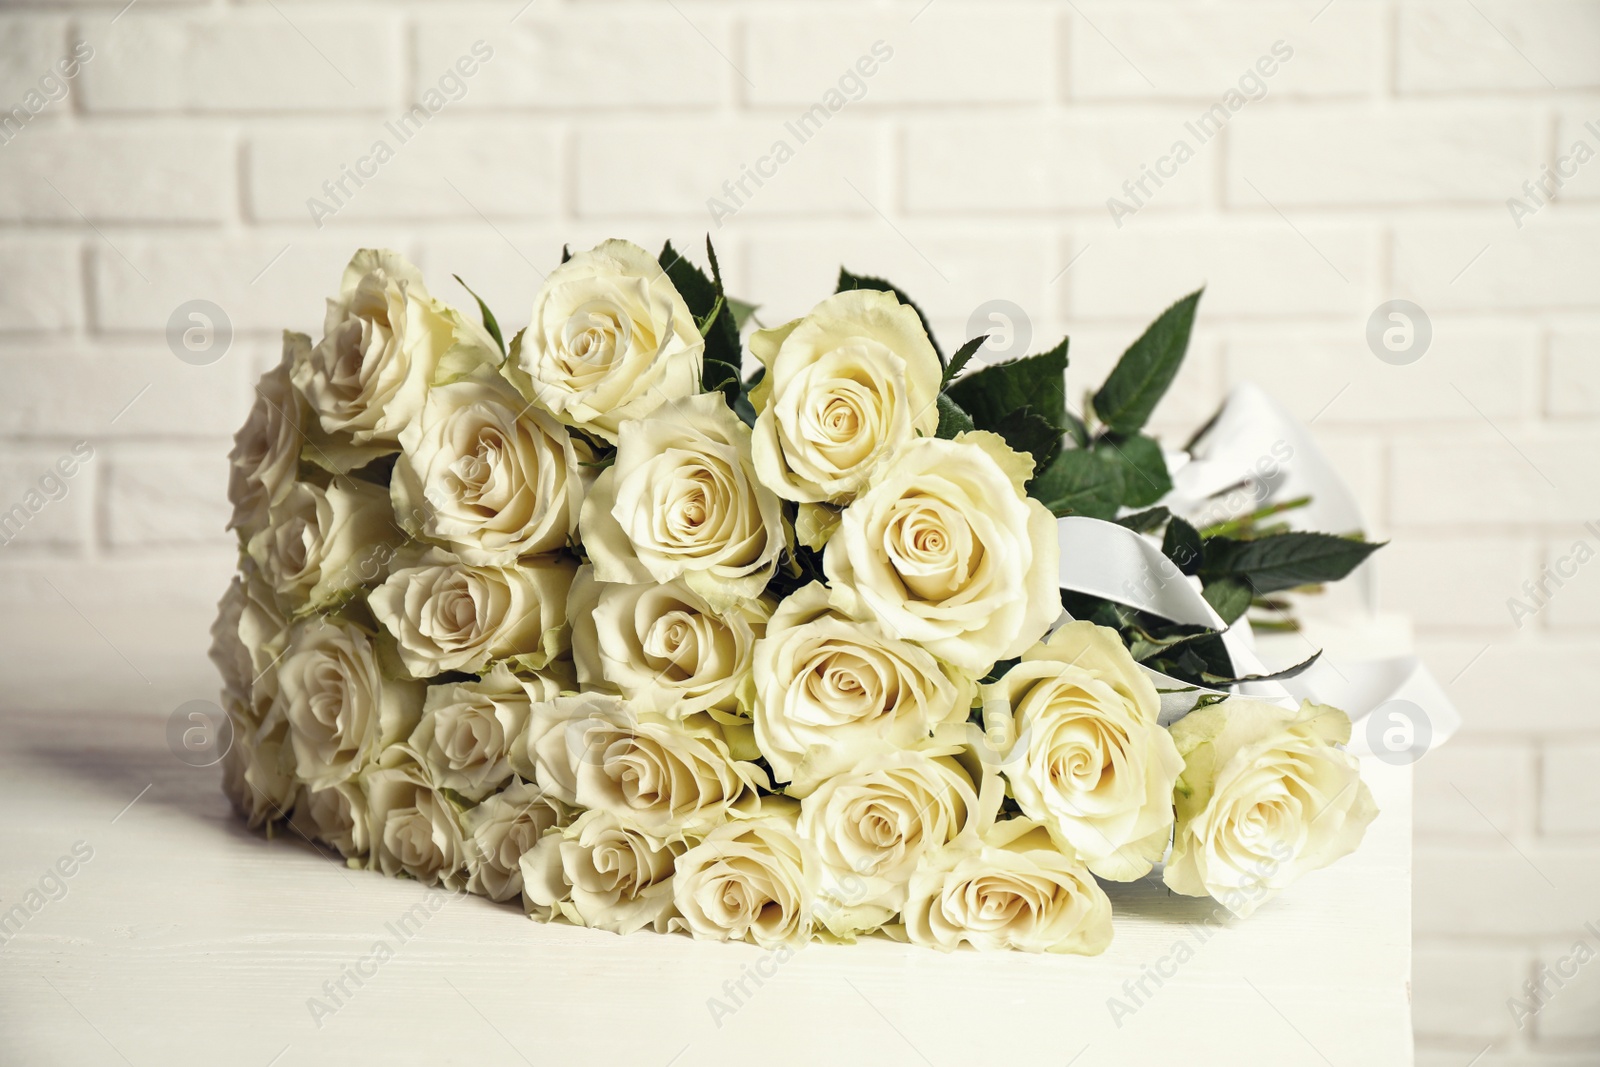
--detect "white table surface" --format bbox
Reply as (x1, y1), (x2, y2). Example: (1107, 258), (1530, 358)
(0, 707), (1413, 1067)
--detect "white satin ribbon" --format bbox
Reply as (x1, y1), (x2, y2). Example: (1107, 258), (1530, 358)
(1054, 384), (1461, 752)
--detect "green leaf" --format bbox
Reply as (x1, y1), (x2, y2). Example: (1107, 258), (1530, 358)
(941, 335), (986, 387)
(1092, 288), (1203, 435)
(660, 239), (741, 404)
(1093, 432), (1172, 509)
(1200, 532), (1384, 596)
(944, 336), (1069, 437)
(1114, 506), (1170, 534)
(560, 244), (573, 264)
(1161, 515), (1203, 574)
(727, 297), (761, 332)
(934, 394), (975, 439)
(1201, 577), (1253, 625)
(1028, 448), (1123, 519)
(994, 407), (1062, 472)
(836, 268), (944, 362)
(452, 274), (505, 356)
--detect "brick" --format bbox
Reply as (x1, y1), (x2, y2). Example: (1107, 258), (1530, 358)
(0, 239), (80, 333)
(1065, 223), (1378, 320)
(1534, 932), (1600, 1042)
(81, 14), (398, 112)
(1399, 1), (1600, 94)
(1414, 638), (1600, 735)
(1391, 431), (1600, 526)
(1393, 222), (1600, 312)
(1380, 536), (1536, 631)
(1415, 845), (1600, 936)
(0, 128), (232, 222)
(1228, 108), (1539, 207)
(91, 238), (373, 333)
(0, 16), (70, 109)
(1552, 107), (1600, 203)
(414, 13), (725, 109)
(0, 554), (237, 712)
(574, 118), (884, 219)
(904, 114), (1211, 215)
(1547, 333), (1600, 417)
(0, 343), (256, 439)
(743, 11), (1050, 106)
(740, 231), (1049, 339)
(103, 444), (233, 548)
(1543, 742), (1600, 836)
(0, 447), (95, 551)
(1413, 944), (1527, 1041)
(1415, 739), (1537, 839)
(247, 125), (559, 224)
(1225, 327), (1535, 425)
(1066, 1), (1384, 100)
(1539, 532), (1600, 630)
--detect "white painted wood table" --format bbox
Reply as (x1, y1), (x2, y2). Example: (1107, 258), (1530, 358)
(0, 708), (1412, 1067)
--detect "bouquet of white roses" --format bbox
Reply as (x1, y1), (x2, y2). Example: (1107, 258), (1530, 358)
(211, 238), (1382, 954)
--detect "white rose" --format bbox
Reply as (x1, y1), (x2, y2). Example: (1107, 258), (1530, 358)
(570, 565), (766, 724)
(391, 369), (590, 564)
(750, 289), (942, 504)
(276, 618), (423, 789)
(220, 700), (298, 831)
(525, 694), (764, 839)
(370, 549), (576, 677)
(581, 392), (785, 606)
(903, 819), (1112, 955)
(798, 749), (984, 938)
(510, 238), (703, 443)
(521, 808), (683, 934)
(1164, 699), (1378, 918)
(825, 432), (1059, 672)
(981, 621), (1183, 881)
(752, 582), (972, 794)
(246, 477), (400, 616)
(462, 779), (573, 903)
(671, 799), (818, 948)
(291, 780), (370, 861)
(228, 335), (307, 537)
(363, 748), (469, 889)
(293, 249), (498, 446)
(410, 665), (542, 802)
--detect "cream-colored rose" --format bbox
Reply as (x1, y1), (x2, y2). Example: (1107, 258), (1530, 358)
(510, 238), (703, 443)
(671, 799), (818, 948)
(209, 577), (253, 705)
(750, 289), (942, 504)
(525, 693), (764, 839)
(220, 700), (298, 831)
(291, 780), (370, 861)
(570, 565), (765, 723)
(981, 622), (1183, 881)
(247, 477), (400, 616)
(798, 749), (983, 938)
(462, 779), (573, 903)
(521, 808), (684, 934)
(391, 369), (589, 564)
(292, 249), (498, 446)
(370, 548), (575, 677)
(228, 336), (308, 537)
(1164, 699), (1378, 918)
(362, 748), (469, 889)
(752, 583), (972, 794)
(208, 560), (291, 729)
(581, 392), (784, 606)
(410, 665), (542, 802)
(903, 819), (1112, 955)
(276, 618), (423, 789)
(824, 432), (1059, 672)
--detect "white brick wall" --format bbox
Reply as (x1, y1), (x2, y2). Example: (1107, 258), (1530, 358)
(1, 0), (1597, 1058)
